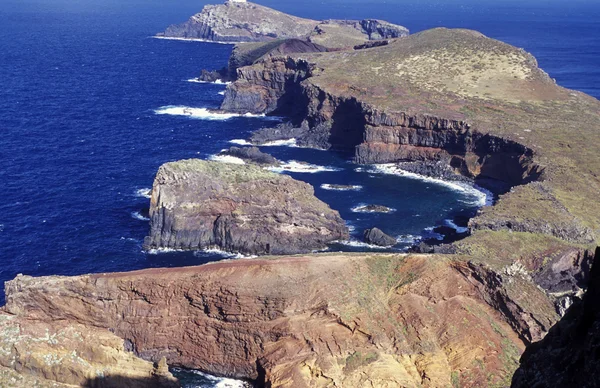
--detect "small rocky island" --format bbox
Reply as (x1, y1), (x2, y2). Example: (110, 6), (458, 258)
(143, 159), (348, 255)
(2, 1), (600, 387)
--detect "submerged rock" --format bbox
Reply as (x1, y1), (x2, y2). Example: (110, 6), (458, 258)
(219, 146), (279, 166)
(143, 159), (348, 255)
(363, 227), (397, 246)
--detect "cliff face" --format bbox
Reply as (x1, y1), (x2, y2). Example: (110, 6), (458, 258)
(158, 2), (408, 47)
(511, 247), (600, 387)
(143, 159), (348, 255)
(0, 312), (178, 387)
(3, 253), (549, 387)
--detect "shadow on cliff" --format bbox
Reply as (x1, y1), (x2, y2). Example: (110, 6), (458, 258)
(511, 246), (600, 387)
(82, 375), (180, 388)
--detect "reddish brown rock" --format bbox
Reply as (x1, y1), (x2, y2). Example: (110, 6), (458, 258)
(3, 253), (546, 387)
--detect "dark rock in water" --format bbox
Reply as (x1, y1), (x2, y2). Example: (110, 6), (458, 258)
(395, 160), (472, 183)
(353, 204), (394, 213)
(143, 159), (348, 255)
(322, 184), (361, 191)
(511, 246), (600, 387)
(220, 146), (279, 166)
(198, 68), (230, 83)
(363, 228), (397, 247)
(249, 121), (331, 149)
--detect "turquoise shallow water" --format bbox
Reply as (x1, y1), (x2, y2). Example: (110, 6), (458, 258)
(1, 0), (599, 386)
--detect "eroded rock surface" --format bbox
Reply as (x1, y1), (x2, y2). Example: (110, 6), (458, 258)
(363, 227), (397, 246)
(0, 312), (178, 388)
(4, 254), (538, 387)
(143, 159), (348, 254)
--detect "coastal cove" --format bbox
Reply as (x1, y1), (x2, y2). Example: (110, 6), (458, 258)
(2, 0), (600, 387)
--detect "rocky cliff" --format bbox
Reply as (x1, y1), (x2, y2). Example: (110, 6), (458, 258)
(3, 253), (551, 387)
(511, 247), (600, 387)
(143, 159), (348, 255)
(158, 2), (408, 47)
(220, 28), (600, 276)
(0, 312), (178, 387)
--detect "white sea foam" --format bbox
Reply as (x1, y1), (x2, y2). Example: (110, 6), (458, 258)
(423, 226), (445, 241)
(146, 247), (185, 255)
(171, 368), (250, 388)
(152, 36), (235, 45)
(218, 90), (226, 95)
(267, 161), (340, 174)
(443, 219), (469, 234)
(261, 138), (298, 147)
(135, 188), (152, 199)
(208, 154), (246, 165)
(396, 234), (421, 245)
(351, 204), (396, 213)
(154, 106), (266, 120)
(229, 139), (253, 146)
(361, 164), (491, 207)
(187, 78), (231, 85)
(334, 240), (391, 250)
(321, 184), (363, 191)
(131, 211), (150, 221)
(198, 247), (257, 259)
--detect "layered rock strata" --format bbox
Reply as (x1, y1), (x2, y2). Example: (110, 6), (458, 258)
(3, 253), (543, 387)
(0, 312), (178, 387)
(143, 159), (348, 254)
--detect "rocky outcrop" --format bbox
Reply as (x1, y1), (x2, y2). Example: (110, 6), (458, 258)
(158, 2), (408, 46)
(3, 254), (535, 387)
(511, 247), (600, 387)
(219, 146), (279, 166)
(363, 227), (397, 246)
(143, 159), (348, 255)
(0, 312), (179, 388)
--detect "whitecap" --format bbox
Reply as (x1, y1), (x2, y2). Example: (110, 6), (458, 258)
(187, 78), (231, 85)
(197, 248), (257, 259)
(396, 234), (421, 244)
(218, 90), (226, 95)
(229, 139), (253, 146)
(135, 188), (152, 199)
(351, 204), (396, 213)
(154, 106), (266, 120)
(443, 219), (469, 234)
(267, 161), (340, 174)
(363, 164), (490, 207)
(146, 247), (185, 255)
(172, 368), (251, 388)
(208, 154), (246, 165)
(333, 240), (392, 249)
(320, 184), (363, 191)
(131, 211), (150, 221)
(260, 138), (298, 147)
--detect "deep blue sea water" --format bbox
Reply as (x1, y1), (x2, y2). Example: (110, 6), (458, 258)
(1, 0), (599, 386)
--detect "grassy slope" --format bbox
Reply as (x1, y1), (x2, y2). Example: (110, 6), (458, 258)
(288, 28), (600, 264)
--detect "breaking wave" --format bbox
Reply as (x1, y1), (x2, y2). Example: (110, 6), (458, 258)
(131, 211), (150, 221)
(360, 164), (491, 207)
(208, 154), (246, 165)
(154, 106), (266, 120)
(267, 161), (341, 174)
(187, 78), (231, 85)
(135, 188), (152, 199)
(320, 184), (363, 191)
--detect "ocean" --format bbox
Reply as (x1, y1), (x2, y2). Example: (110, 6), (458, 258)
(1, 0), (599, 386)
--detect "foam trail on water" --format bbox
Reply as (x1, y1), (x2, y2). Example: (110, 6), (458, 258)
(261, 138), (298, 147)
(362, 164), (491, 207)
(268, 161), (340, 174)
(131, 211), (150, 221)
(154, 106), (266, 120)
(135, 188), (152, 199)
(146, 247), (185, 255)
(333, 240), (392, 249)
(396, 234), (421, 245)
(172, 368), (251, 388)
(218, 90), (226, 95)
(197, 248), (257, 260)
(321, 184), (363, 191)
(208, 154), (246, 165)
